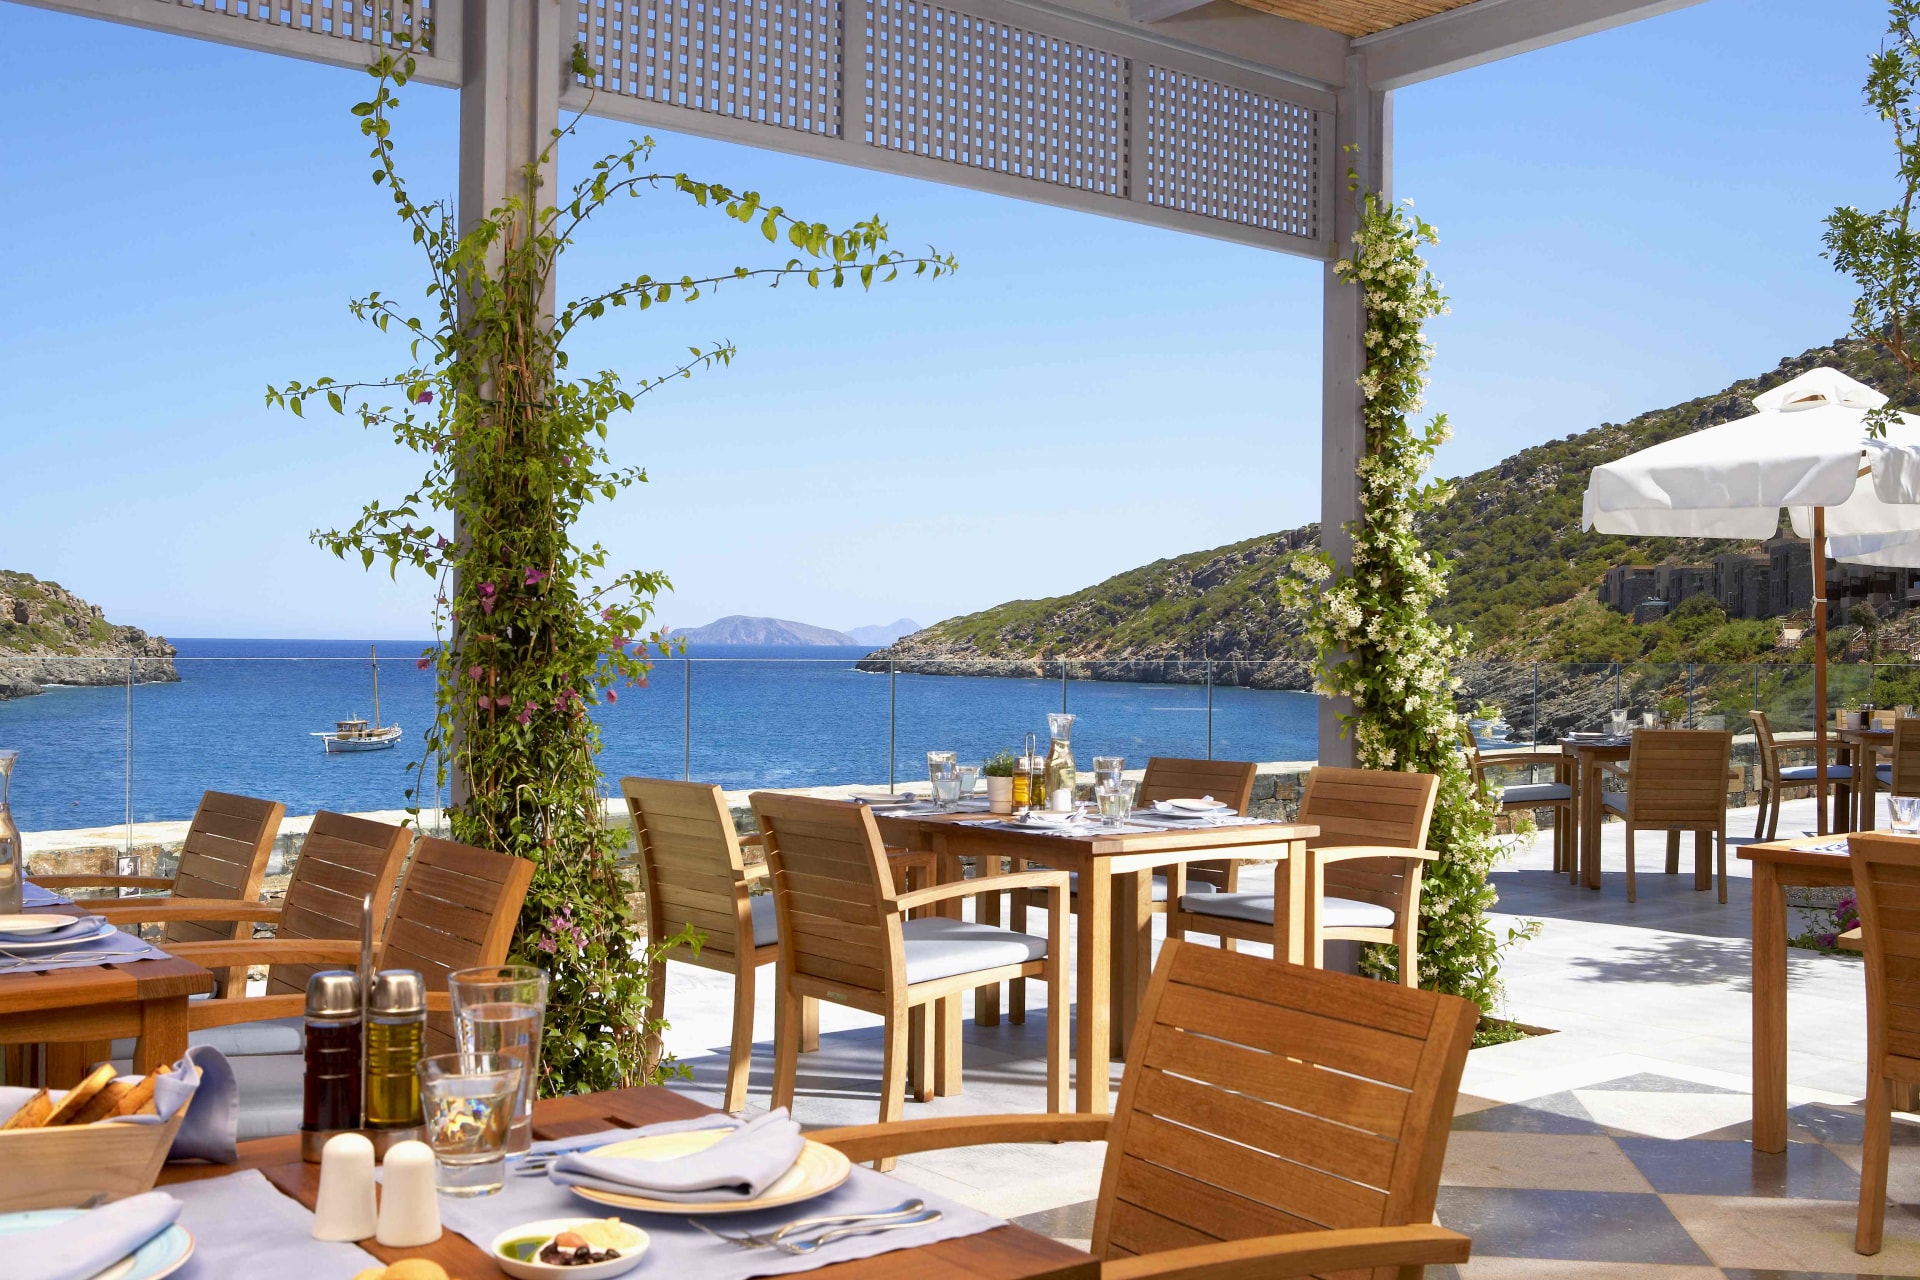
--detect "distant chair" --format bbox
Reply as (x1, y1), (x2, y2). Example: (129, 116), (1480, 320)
(811, 941), (1476, 1278)
(1600, 729), (1734, 902)
(621, 776), (821, 1114)
(1845, 831), (1920, 1255)
(39, 790), (285, 996)
(1169, 766), (1439, 987)
(1882, 717), (1920, 808)
(1462, 727), (1574, 878)
(1751, 710), (1854, 840)
(752, 792), (1068, 1151)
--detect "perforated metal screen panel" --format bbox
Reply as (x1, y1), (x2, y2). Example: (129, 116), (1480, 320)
(143, 0), (436, 47)
(573, 0), (1321, 247)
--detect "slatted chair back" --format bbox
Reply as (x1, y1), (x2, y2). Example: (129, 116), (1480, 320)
(1092, 940), (1477, 1268)
(1299, 767), (1440, 915)
(1890, 718), (1920, 799)
(378, 836), (535, 1055)
(158, 791), (286, 951)
(751, 793), (898, 1007)
(264, 811), (412, 1001)
(621, 777), (755, 968)
(1137, 758), (1260, 892)
(1623, 730), (1733, 829)
(1851, 832), (1920, 1067)
(1749, 711), (1784, 788)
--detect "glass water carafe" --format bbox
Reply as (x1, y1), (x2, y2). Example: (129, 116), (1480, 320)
(1045, 713), (1076, 806)
(0, 751), (19, 916)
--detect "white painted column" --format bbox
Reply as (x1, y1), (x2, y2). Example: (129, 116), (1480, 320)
(1317, 52), (1392, 768)
(450, 0), (564, 806)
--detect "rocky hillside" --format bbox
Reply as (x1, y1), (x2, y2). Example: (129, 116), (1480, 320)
(862, 337), (1920, 687)
(0, 573), (178, 699)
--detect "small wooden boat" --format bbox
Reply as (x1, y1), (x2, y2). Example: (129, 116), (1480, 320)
(313, 646), (402, 753)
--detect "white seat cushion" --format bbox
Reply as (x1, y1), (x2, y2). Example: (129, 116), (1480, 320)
(1601, 791), (1626, 813)
(1179, 893), (1395, 931)
(1780, 764), (1856, 782)
(1066, 872), (1219, 903)
(751, 894), (777, 948)
(110, 1014), (305, 1063)
(1500, 782), (1571, 805)
(900, 917), (1048, 984)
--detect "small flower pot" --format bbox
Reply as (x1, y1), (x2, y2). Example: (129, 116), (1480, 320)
(986, 776), (1014, 814)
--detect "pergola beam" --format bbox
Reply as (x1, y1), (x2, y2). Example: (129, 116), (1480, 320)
(1356, 0), (1707, 90)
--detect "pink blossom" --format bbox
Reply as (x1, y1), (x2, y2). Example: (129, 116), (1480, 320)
(436, 535), (451, 550)
(518, 700), (535, 725)
(416, 657), (431, 671)
(536, 934), (556, 954)
(601, 607), (613, 621)
(416, 389), (434, 404)
(468, 665), (483, 680)
(525, 568), (549, 587)
(606, 688), (619, 704)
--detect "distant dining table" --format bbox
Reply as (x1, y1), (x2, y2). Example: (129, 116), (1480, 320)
(1835, 724), (1894, 832)
(1559, 734), (1632, 890)
(872, 800), (1316, 1114)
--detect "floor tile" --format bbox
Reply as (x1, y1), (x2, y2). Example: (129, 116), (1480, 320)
(1580, 1091), (1762, 1140)
(1456, 1260), (1724, 1278)
(1442, 1132), (1654, 1193)
(1791, 1106), (1920, 1148)
(1722, 1271), (1920, 1279)
(1435, 1186), (1710, 1264)
(1584, 1073), (1745, 1095)
(1620, 1140), (1863, 1200)
(1009, 1199), (1096, 1243)
(1452, 1091), (1611, 1135)
(1664, 1194), (1920, 1273)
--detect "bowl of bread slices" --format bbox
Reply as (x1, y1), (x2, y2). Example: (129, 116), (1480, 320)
(0, 1062), (186, 1211)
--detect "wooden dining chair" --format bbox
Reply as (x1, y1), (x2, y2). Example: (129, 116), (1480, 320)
(1845, 830), (1920, 1255)
(1599, 729), (1734, 903)
(622, 776), (830, 1113)
(1461, 726), (1574, 875)
(1883, 717), (1920, 803)
(162, 834), (535, 1054)
(812, 940), (1476, 1279)
(1169, 766), (1439, 987)
(98, 810), (412, 1060)
(751, 792), (1069, 1148)
(34, 790), (285, 996)
(1751, 711), (1854, 840)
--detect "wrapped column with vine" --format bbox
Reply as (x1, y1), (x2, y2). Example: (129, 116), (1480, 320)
(1280, 193), (1533, 1024)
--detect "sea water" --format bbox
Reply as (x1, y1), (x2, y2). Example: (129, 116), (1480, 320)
(0, 638), (1317, 831)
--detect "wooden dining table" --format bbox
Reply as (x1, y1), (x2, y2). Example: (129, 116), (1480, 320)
(0, 894), (214, 1087)
(159, 1084), (1098, 1280)
(873, 806), (1316, 1114)
(1835, 724), (1894, 832)
(1559, 736), (1631, 890)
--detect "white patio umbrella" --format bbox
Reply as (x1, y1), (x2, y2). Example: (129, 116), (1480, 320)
(1581, 367), (1920, 833)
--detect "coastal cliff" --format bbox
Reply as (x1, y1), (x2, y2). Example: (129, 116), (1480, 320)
(0, 572), (179, 699)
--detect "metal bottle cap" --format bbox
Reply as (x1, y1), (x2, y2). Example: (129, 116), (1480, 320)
(304, 969), (361, 1019)
(370, 969), (426, 1017)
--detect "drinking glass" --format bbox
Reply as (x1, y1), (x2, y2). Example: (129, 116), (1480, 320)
(417, 1053), (522, 1196)
(1610, 709), (1629, 737)
(1641, 711), (1659, 730)
(1097, 780), (1136, 827)
(447, 965), (548, 1154)
(956, 764), (980, 800)
(1093, 756), (1126, 791)
(1894, 796), (1920, 835)
(927, 750), (957, 806)
(933, 772), (962, 808)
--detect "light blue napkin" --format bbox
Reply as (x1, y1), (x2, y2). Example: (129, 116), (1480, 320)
(0, 1045), (235, 1165)
(12, 1191), (181, 1280)
(547, 1107), (804, 1202)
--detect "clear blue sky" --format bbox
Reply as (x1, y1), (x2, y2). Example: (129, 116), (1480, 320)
(0, 0), (1895, 641)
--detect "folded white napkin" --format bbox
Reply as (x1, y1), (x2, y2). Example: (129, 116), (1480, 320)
(13, 1192), (181, 1280)
(547, 1108), (805, 1202)
(0, 915), (106, 947)
(1153, 797), (1232, 816)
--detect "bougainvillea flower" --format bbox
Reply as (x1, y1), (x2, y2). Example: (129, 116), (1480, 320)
(606, 688), (618, 704)
(525, 567), (550, 587)
(416, 657), (431, 670)
(415, 389), (434, 404)
(468, 665), (483, 680)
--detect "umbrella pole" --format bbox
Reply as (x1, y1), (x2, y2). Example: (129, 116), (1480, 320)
(1815, 506), (1830, 837)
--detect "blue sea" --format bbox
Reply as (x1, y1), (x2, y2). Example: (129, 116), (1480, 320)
(0, 639), (1317, 832)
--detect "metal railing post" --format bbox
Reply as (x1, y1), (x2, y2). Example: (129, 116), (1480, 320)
(889, 662), (897, 792)
(1614, 663), (1621, 711)
(683, 658), (691, 782)
(122, 657), (134, 891)
(1686, 662), (1695, 728)
(1206, 660), (1214, 759)
(1532, 663), (1539, 744)
(1061, 660), (1068, 713)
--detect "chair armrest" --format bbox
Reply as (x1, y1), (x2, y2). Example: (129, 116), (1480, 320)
(740, 862), (770, 883)
(36, 875), (176, 892)
(189, 993), (307, 1029)
(1840, 926), (1864, 952)
(90, 898), (285, 926)
(811, 1114), (1111, 1162)
(738, 832), (766, 847)
(895, 869), (1068, 913)
(1310, 845), (1437, 865)
(1598, 761), (1629, 779)
(163, 938), (361, 970)
(1095, 1225), (1471, 1280)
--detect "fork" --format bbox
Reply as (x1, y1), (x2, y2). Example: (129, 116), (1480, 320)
(766, 1212), (942, 1254)
(689, 1199), (929, 1249)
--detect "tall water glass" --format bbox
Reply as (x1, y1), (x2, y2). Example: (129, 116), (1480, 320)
(1609, 709), (1629, 738)
(417, 1053), (521, 1196)
(1093, 756), (1125, 792)
(1097, 780), (1136, 827)
(956, 764), (980, 799)
(447, 965), (548, 1154)
(1893, 796), (1920, 835)
(927, 751), (958, 810)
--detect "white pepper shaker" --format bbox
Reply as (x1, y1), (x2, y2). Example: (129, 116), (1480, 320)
(376, 1139), (443, 1247)
(312, 1133), (377, 1241)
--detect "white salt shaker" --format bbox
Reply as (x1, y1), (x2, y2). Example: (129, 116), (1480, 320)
(376, 1139), (443, 1247)
(312, 1133), (377, 1241)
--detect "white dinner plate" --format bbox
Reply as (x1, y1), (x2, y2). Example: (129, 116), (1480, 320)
(0, 918), (118, 953)
(562, 1128), (852, 1215)
(0, 914), (80, 937)
(492, 1217), (649, 1278)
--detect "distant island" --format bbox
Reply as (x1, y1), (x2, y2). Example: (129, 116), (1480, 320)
(859, 337), (1920, 684)
(678, 616), (856, 646)
(846, 618), (921, 646)
(0, 571), (179, 699)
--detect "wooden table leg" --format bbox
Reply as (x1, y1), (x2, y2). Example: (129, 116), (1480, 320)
(1562, 752), (1581, 885)
(1694, 830), (1711, 891)
(1111, 871), (1152, 1059)
(1075, 866), (1111, 1114)
(1583, 754), (1604, 890)
(1752, 857), (1789, 1153)
(134, 996), (190, 1076)
(974, 854), (1002, 1027)
(45, 1041), (109, 1088)
(1861, 745), (1880, 833)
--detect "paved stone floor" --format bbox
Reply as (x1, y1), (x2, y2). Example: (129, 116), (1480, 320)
(651, 794), (1918, 1277)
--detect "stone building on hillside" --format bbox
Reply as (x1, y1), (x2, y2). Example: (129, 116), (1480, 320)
(1605, 536), (1920, 624)
(1600, 566), (1658, 616)
(1655, 564), (1715, 610)
(1715, 552), (1772, 620)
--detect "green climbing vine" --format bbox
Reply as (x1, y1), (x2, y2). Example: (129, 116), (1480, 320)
(271, 50), (955, 1092)
(1279, 193), (1534, 1024)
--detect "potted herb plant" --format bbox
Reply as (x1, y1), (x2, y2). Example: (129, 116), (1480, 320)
(983, 751), (1018, 814)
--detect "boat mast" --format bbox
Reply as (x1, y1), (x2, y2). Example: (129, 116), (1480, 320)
(370, 644), (381, 730)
